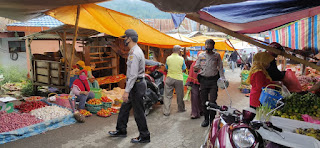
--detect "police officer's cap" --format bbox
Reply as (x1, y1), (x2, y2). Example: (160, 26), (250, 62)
(121, 29), (138, 38)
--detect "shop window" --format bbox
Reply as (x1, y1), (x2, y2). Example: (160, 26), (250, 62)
(8, 41), (26, 52)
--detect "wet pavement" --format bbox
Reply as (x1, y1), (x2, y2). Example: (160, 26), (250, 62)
(1, 67), (249, 148)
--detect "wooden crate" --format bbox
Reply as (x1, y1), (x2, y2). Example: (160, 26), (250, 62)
(33, 60), (67, 89)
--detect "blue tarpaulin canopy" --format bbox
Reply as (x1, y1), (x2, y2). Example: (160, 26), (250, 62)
(197, 0), (320, 33)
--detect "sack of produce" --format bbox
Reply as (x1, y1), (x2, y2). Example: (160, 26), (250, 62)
(282, 69), (302, 92)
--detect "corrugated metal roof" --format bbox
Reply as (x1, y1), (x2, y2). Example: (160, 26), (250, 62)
(142, 18), (194, 33)
(7, 16), (63, 27)
(23, 25), (100, 40)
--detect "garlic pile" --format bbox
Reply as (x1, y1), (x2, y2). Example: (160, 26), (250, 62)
(30, 106), (72, 121)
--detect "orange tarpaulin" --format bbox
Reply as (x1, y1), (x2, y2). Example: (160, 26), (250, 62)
(191, 35), (236, 51)
(46, 4), (197, 48)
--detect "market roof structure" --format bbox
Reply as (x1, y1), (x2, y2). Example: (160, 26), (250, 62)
(7, 16), (63, 28)
(45, 4), (197, 48)
(23, 25), (100, 40)
(192, 0), (320, 34)
(0, 0), (109, 21)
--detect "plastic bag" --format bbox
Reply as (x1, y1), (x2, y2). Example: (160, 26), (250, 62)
(241, 70), (249, 84)
(183, 86), (191, 101)
(282, 69), (302, 92)
(301, 114), (320, 124)
(281, 84), (291, 98)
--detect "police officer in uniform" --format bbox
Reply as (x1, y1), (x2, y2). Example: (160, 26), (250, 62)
(194, 39), (225, 127)
(108, 29), (150, 143)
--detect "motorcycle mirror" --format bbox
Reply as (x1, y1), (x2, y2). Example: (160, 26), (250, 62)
(276, 99), (284, 108)
(265, 100), (285, 118)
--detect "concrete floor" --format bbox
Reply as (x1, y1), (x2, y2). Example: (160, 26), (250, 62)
(1, 67), (249, 148)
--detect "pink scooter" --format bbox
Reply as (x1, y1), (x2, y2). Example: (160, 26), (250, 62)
(201, 79), (284, 148)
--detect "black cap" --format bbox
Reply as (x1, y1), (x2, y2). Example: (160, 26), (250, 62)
(120, 29), (138, 38)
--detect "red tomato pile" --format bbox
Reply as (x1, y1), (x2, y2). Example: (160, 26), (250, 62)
(97, 108), (112, 117)
(87, 99), (102, 105)
(101, 96), (112, 103)
(79, 109), (92, 117)
(110, 108), (119, 114)
(97, 74), (126, 85)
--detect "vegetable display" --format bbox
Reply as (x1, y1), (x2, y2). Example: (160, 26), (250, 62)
(101, 96), (112, 103)
(25, 96), (44, 102)
(295, 128), (320, 141)
(0, 111), (43, 133)
(97, 108), (112, 117)
(274, 93), (320, 121)
(30, 106), (72, 121)
(87, 99), (102, 105)
(297, 76), (319, 91)
(96, 74), (126, 85)
(255, 105), (273, 121)
(14, 101), (48, 113)
(79, 109), (92, 117)
(110, 108), (119, 114)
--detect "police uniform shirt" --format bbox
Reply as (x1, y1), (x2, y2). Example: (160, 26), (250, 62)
(125, 44), (145, 93)
(194, 51), (225, 79)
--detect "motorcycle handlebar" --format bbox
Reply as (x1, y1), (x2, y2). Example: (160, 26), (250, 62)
(270, 124), (283, 132)
(205, 101), (220, 110)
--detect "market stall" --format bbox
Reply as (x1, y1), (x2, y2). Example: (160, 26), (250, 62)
(0, 97), (76, 144)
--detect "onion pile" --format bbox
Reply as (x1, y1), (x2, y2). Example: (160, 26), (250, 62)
(0, 111), (43, 133)
(30, 106), (72, 121)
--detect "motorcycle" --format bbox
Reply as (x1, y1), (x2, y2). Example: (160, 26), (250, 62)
(144, 60), (165, 115)
(201, 79), (285, 148)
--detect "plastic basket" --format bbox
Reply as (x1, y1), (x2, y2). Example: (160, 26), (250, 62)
(241, 88), (250, 94)
(102, 102), (112, 109)
(55, 94), (76, 110)
(259, 84), (283, 109)
(86, 103), (102, 114)
(91, 88), (102, 99)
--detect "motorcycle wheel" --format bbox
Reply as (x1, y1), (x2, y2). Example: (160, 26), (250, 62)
(159, 96), (164, 104)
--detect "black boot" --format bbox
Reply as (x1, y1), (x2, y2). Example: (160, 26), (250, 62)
(108, 130), (127, 137)
(201, 120), (209, 127)
(131, 136), (151, 143)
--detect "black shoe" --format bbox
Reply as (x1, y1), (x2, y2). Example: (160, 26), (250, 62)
(108, 130), (127, 137)
(131, 137), (150, 143)
(178, 109), (186, 113)
(201, 120), (209, 127)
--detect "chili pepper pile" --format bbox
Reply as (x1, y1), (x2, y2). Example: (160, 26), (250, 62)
(0, 111), (43, 133)
(14, 101), (48, 113)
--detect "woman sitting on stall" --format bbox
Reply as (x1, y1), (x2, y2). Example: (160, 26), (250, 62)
(76, 61), (100, 89)
(71, 70), (95, 110)
(247, 52), (275, 109)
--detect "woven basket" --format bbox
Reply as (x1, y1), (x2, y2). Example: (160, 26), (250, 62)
(102, 102), (112, 109)
(86, 103), (102, 114)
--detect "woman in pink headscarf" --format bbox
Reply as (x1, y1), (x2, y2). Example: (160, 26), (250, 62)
(71, 70), (95, 109)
